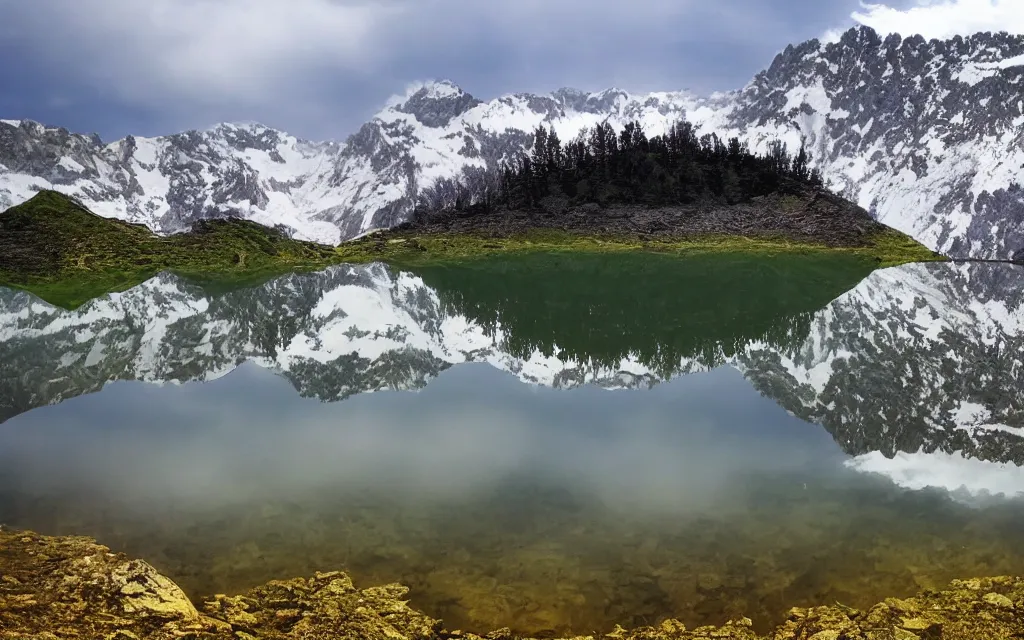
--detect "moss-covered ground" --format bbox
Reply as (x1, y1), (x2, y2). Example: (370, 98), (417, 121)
(346, 226), (942, 269)
(0, 191), (944, 308)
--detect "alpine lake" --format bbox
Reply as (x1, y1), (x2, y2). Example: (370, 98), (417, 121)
(1, 251), (1024, 637)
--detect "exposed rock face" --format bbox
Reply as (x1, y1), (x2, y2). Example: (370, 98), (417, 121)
(5, 29), (1024, 255)
(739, 261), (1024, 466)
(394, 83), (484, 129)
(725, 28), (1024, 260)
(0, 120), (349, 244)
(1, 527), (1022, 640)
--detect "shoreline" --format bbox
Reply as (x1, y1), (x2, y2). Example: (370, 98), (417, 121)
(340, 225), (943, 269)
(1, 228), (942, 310)
(0, 190), (943, 309)
(1, 526), (1020, 640)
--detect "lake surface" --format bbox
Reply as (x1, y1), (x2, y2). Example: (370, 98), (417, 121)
(1, 253), (1023, 636)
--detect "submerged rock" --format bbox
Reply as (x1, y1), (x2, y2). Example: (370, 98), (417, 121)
(1, 526), (1022, 639)
(0, 527), (228, 638)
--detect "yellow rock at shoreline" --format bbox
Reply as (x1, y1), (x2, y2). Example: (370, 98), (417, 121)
(1, 526), (1023, 640)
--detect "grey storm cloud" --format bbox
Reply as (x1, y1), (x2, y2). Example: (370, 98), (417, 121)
(0, 0), (990, 141)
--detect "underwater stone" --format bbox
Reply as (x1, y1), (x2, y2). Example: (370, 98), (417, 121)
(3, 526), (1024, 639)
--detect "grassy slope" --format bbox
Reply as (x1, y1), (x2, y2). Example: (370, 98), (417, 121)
(349, 226), (941, 269)
(0, 191), (341, 307)
(0, 191), (944, 308)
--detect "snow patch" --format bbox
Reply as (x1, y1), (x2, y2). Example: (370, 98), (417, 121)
(955, 54), (1024, 86)
(847, 449), (1024, 499)
(57, 156), (86, 172)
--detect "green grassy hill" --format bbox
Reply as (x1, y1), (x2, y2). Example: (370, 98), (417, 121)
(0, 190), (942, 309)
(0, 191), (345, 307)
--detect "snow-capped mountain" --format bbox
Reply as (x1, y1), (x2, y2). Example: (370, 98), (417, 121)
(1, 260), (1022, 468)
(0, 120), (349, 243)
(737, 259), (1024, 496)
(0, 262), (677, 425)
(3, 27), (1024, 257)
(739, 261), (1024, 465)
(731, 28), (1024, 260)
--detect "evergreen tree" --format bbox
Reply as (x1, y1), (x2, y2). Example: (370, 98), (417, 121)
(792, 140), (810, 181)
(414, 117), (829, 220)
(546, 126), (562, 172)
(766, 140), (790, 175)
(530, 126), (549, 179)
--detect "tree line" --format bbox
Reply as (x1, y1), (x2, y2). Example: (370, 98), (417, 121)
(413, 119), (824, 218)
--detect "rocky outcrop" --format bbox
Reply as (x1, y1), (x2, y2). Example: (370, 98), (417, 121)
(400, 186), (895, 249)
(1, 527), (1022, 640)
(0, 527), (224, 639)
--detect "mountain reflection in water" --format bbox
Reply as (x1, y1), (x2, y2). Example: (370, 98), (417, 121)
(0, 253), (1023, 636)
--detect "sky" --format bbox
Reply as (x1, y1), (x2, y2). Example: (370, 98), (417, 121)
(0, 0), (1020, 142)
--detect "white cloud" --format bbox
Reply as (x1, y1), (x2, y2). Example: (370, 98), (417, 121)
(0, 0), (709, 111)
(847, 0), (1024, 39)
(0, 0), (843, 138)
(0, 0), (719, 134)
(4, 0), (398, 105)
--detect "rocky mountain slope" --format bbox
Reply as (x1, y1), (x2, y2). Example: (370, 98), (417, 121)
(3, 27), (1024, 257)
(1, 260), (1022, 477)
(739, 261), (1024, 467)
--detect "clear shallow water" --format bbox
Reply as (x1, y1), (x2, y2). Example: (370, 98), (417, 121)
(1, 254), (1023, 636)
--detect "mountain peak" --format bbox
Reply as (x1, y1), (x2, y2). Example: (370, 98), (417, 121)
(386, 79), (482, 128)
(545, 86), (634, 115)
(213, 121), (278, 134)
(0, 119), (58, 134)
(414, 79), (466, 98)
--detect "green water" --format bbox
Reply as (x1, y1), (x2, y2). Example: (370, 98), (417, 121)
(414, 252), (876, 373)
(0, 255), (1023, 637)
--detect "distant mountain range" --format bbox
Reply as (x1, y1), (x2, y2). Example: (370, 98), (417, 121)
(3, 26), (1024, 258)
(1, 260), (1022, 476)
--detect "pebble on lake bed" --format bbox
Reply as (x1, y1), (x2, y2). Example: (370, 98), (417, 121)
(1, 525), (1023, 640)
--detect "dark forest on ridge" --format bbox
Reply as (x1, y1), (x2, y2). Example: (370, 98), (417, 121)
(413, 119), (825, 218)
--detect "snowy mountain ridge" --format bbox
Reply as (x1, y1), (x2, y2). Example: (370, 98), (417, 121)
(739, 261), (1024, 465)
(1, 260), (1022, 472)
(3, 27), (1024, 257)
(0, 262), (676, 426)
